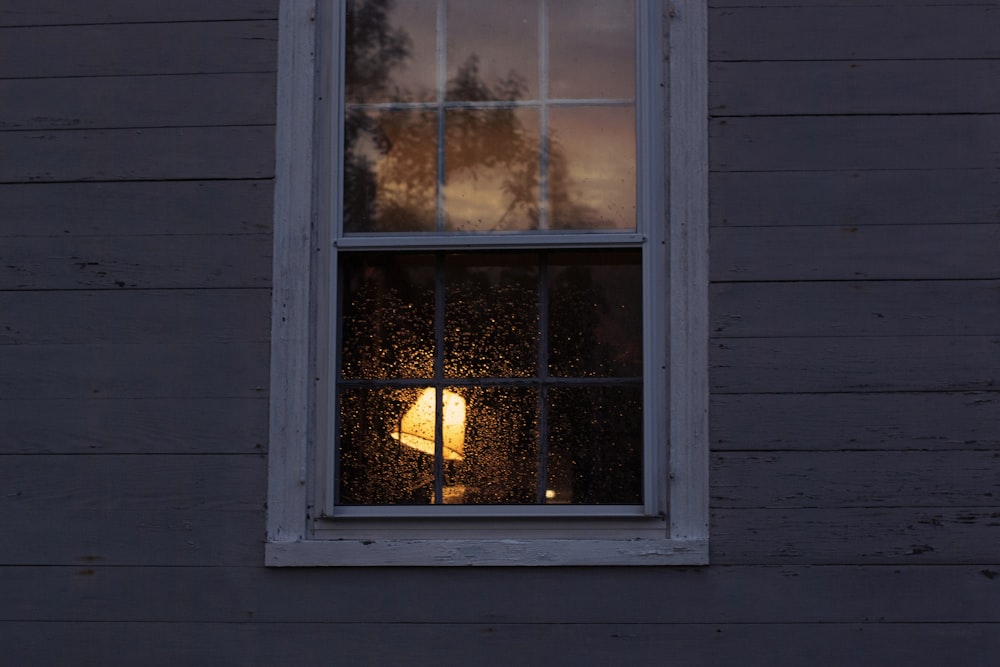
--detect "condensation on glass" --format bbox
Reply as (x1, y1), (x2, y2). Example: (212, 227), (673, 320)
(338, 251), (643, 505)
(337, 0), (642, 507)
(343, 0), (636, 233)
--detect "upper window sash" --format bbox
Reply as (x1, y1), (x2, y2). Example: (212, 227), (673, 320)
(330, 0), (661, 244)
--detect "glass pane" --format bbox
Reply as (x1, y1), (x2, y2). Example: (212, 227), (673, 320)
(340, 253), (435, 380)
(445, 386), (539, 504)
(549, 0), (635, 100)
(345, 0), (437, 104)
(339, 385), (539, 505)
(549, 250), (642, 377)
(446, 0), (538, 102)
(344, 109), (438, 232)
(547, 385), (642, 504)
(444, 108), (540, 231)
(549, 106), (635, 230)
(445, 253), (539, 378)
(339, 386), (438, 505)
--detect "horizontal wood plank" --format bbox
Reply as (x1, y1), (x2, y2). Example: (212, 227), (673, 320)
(711, 169), (1000, 227)
(1, 455), (264, 511)
(710, 0), (993, 6)
(712, 224), (1000, 281)
(0, 398), (267, 454)
(1, 235), (271, 290)
(0, 181), (272, 237)
(0, 289), (270, 344)
(711, 336), (1000, 393)
(710, 6), (1000, 61)
(712, 451), (1000, 509)
(0, 21), (276, 78)
(0, 509), (262, 567)
(711, 60), (1000, 116)
(711, 116), (1000, 172)
(0, 74), (275, 131)
(0, 342), (269, 399)
(0, 0), (276, 26)
(712, 281), (1000, 338)
(0, 127), (273, 183)
(4, 565), (998, 623)
(713, 507), (1000, 564)
(3, 621), (998, 667)
(712, 392), (1000, 451)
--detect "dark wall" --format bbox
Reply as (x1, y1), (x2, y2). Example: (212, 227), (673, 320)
(2, 1), (998, 664)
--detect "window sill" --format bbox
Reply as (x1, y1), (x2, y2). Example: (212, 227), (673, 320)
(265, 537), (709, 567)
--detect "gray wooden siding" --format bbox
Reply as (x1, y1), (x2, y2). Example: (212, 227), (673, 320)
(1, 1), (998, 665)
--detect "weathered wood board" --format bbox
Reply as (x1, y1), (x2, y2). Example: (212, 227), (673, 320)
(0, 74), (276, 131)
(0, 22), (277, 78)
(712, 392), (1000, 451)
(0, 1), (276, 26)
(0, 181), (273, 236)
(4, 565), (998, 623)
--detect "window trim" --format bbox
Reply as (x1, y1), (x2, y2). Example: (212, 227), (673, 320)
(266, 0), (708, 566)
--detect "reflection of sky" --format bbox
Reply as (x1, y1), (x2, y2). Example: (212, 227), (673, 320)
(384, 0), (634, 101)
(447, 0), (539, 98)
(550, 106), (635, 227)
(349, 0), (636, 232)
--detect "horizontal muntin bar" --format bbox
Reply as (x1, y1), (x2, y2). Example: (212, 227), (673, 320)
(338, 377), (643, 388)
(326, 504), (650, 519)
(334, 232), (645, 250)
(346, 98), (635, 111)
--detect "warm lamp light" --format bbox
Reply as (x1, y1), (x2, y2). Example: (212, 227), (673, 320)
(391, 388), (466, 461)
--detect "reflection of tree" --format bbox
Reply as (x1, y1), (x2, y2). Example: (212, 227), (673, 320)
(343, 0), (604, 231)
(345, 0), (412, 103)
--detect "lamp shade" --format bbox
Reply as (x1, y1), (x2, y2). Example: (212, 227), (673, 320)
(390, 388), (466, 460)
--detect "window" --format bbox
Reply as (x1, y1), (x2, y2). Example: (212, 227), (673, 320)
(267, 0), (707, 566)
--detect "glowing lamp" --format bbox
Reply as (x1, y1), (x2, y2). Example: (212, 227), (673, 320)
(391, 388), (466, 461)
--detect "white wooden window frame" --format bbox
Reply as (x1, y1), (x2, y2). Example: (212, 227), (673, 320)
(266, 0), (708, 566)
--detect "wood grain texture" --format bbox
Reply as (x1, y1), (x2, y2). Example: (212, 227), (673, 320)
(712, 392), (1000, 451)
(7, 505), (997, 567)
(711, 0), (997, 6)
(1, 455), (264, 511)
(3, 621), (999, 667)
(1, 235), (272, 289)
(0, 455), (265, 566)
(713, 507), (1000, 564)
(0, 398), (267, 454)
(0, 289), (271, 345)
(265, 0), (318, 547)
(0, 74), (276, 131)
(0, 181), (273, 237)
(0, 509), (263, 567)
(711, 224), (1000, 281)
(711, 60), (1000, 116)
(0, 21), (276, 78)
(0, 0), (276, 26)
(711, 169), (1000, 227)
(710, 6), (1000, 61)
(711, 116), (1000, 172)
(4, 451), (996, 566)
(712, 281), (1000, 338)
(0, 127), (274, 183)
(712, 451), (1000, 509)
(711, 336), (1000, 393)
(0, 342), (269, 399)
(4, 566), (998, 623)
